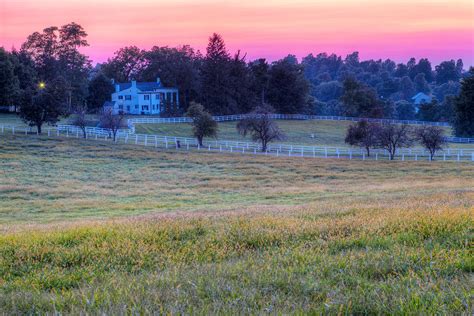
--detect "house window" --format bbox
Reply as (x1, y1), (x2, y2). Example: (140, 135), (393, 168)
(155, 94), (160, 100)
(125, 95), (132, 100)
(166, 92), (172, 100)
(135, 104), (138, 109)
(144, 95), (150, 100)
(127, 105), (130, 111)
(118, 95), (123, 100)
(119, 104), (123, 110)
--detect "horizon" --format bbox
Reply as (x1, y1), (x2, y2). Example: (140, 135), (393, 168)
(1, 0), (473, 66)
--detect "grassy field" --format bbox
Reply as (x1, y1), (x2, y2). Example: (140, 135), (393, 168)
(0, 133), (473, 314)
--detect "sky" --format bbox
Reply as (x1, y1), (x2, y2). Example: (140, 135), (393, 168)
(1, 0), (473, 66)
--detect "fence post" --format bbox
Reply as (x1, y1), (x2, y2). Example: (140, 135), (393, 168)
(349, 151), (352, 160)
(56, 128), (59, 136)
(402, 154), (404, 161)
(1, 125), (3, 134)
(375, 153), (378, 160)
(48, 128), (50, 136)
(135, 135), (138, 144)
(457, 154), (460, 162)
(337, 148), (340, 159)
(12, 126), (14, 135)
(145, 135), (148, 146)
(472, 153), (474, 162)
(324, 148), (327, 158)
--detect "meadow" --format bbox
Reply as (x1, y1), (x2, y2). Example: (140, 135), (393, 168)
(0, 133), (473, 314)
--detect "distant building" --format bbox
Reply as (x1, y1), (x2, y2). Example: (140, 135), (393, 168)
(411, 92), (432, 107)
(104, 77), (179, 115)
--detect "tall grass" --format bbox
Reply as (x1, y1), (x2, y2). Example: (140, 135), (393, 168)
(0, 133), (472, 313)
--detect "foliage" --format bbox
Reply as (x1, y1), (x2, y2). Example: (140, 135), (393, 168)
(185, 102), (218, 146)
(87, 73), (114, 111)
(344, 120), (380, 156)
(18, 81), (67, 133)
(99, 107), (125, 141)
(375, 124), (413, 160)
(101, 46), (146, 82)
(236, 104), (285, 151)
(415, 126), (447, 160)
(340, 77), (383, 118)
(453, 69), (474, 137)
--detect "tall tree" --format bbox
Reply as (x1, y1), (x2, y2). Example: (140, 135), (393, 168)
(0, 48), (19, 107)
(340, 77), (383, 117)
(200, 33), (232, 114)
(87, 73), (114, 111)
(453, 69), (474, 137)
(18, 82), (67, 134)
(249, 59), (270, 105)
(267, 56), (311, 114)
(101, 46), (145, 82)
(21, 22), (91, 111)
(436, 60), (460, 84)
(141, 45), (201, 110)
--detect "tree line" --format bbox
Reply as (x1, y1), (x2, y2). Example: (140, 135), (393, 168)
(0, 22), (472, 137)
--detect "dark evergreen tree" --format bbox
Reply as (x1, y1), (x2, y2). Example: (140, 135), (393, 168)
(453, 69), (474, 137)
(267, 56), (311, 114)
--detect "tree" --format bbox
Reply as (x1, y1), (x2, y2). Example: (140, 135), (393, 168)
(415, 126), (446, 160)
(87, 73), (114, 111)
(249, 59), (270, 105)
(236, 104), (285, 152)
(375, 124), (413, 160)
(340, 77), (383, 117)
(418, 99), (440, 122)
(453, 69), (474, 137)
(99, 107), (124, 141)
(200, 33), (232, 114)
(18, 84), (66, 134)
(267, 56), (311, 114)
(436, 60), (460, 84)
(71, 104), (88, 138)
(21, 23), (91, 110)
(414, 73), (430, 93)
(141, 45), (201, 110)
(0, 48), (19, 107)
(185, 102), (218, 146)
(395, 100), (416, 120)
(101, 46), (145, 82)
(344, 120), (380, 156)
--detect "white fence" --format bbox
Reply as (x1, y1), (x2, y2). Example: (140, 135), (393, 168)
(2, 124), (473, 162)
(127, 114), (474, 144)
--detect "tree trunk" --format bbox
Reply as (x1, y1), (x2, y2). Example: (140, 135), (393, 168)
(261, 140), (267, 152)
(197, 136), (203, 147)
(36, 123), (42, 134)
(365, 146), (371, 157)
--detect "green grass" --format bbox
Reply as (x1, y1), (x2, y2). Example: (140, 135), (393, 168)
(0, 134), (473, 314)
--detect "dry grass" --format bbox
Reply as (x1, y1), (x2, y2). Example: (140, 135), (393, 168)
(0, 133), (473, 314)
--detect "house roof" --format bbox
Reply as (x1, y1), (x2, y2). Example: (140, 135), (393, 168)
(411, 92), (431, 100)
(115, 81), (179, 92)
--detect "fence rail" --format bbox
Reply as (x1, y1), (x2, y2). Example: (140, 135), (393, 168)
(126, 114), (473, 144)
(2, 124), (473, 162)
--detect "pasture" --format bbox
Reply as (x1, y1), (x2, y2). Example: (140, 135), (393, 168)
(0, 133), (472, 314)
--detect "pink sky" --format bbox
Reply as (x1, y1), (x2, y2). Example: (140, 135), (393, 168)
(1, 0), (473, 66)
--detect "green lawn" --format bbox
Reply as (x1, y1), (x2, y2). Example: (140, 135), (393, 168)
(0, 134), (472, 314)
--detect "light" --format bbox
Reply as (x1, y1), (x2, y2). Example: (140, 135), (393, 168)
(38, 82), (46, 89)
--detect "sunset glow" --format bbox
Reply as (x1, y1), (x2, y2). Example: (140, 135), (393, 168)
(1, 0), (473, 65)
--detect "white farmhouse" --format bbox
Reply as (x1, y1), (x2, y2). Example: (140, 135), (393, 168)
(106, 77), (179, 115)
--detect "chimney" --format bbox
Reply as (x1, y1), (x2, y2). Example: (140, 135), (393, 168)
(131, 80), (137, 88)
(115, 84), (120, 93)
